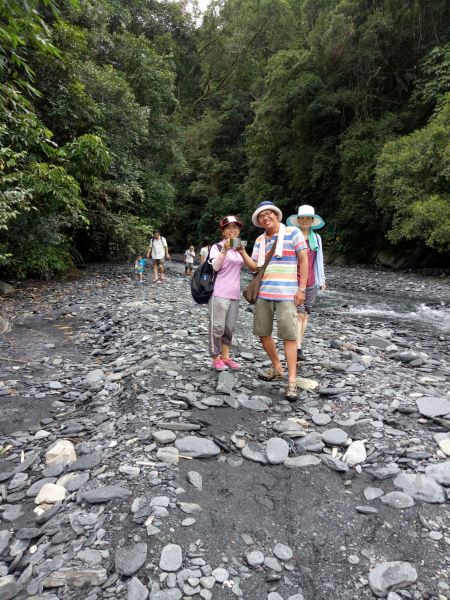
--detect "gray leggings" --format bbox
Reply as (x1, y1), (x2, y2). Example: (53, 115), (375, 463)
(208, 296), (240, 357)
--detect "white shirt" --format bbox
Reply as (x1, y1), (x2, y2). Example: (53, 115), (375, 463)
(150, 236), (167, 260)
(200, 246), (209, 261)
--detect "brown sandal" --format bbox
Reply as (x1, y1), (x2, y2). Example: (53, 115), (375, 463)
(258, 367), (284, 382)
(285, 382), (298, 401)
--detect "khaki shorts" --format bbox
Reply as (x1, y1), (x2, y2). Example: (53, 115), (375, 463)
(253, 298), (298, 340)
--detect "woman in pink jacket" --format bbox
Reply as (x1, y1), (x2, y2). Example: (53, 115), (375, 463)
(208, 215), (245, 371)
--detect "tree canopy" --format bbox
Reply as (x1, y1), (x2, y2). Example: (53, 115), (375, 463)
(1, 0), (449, 277)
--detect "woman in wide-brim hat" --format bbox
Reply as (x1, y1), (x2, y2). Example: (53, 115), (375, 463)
(287, 204), (326, 361)
(207, 215), (245, 371)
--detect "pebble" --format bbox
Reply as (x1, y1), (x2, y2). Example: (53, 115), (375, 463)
(368, 561), (417, 597)
(115, 543), (148, 576)
(265, 437), (290, 464)
(321, 428), (348, 446)
(160, 544), (183, 572)
(273, 543), (293, 561)
(174, 436), (221, 458)
(380, 491), (415, 509)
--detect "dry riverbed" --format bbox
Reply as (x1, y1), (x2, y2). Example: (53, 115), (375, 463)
(0, 263), (449, 600)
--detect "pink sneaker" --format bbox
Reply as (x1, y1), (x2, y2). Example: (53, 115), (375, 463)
(223, 358), (240, 370)
(212, 357), (229, 371)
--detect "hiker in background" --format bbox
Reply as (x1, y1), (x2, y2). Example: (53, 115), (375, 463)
(237, 201), (308, 401)
(199, 241), (210, 264)
(184, 245), (196, 276)
(208, 216), (245, 371)
(287, 205), (326, 361)
(147, 230), (170, 283)
(134, 253), (147, 284)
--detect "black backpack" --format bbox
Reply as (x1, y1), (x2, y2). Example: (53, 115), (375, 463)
(190, 244), (222, 304)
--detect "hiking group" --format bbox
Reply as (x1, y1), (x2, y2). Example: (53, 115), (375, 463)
(135, 200), (326, 403)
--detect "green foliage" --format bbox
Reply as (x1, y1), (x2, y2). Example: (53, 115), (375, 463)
(375, 95), (450, 252)
(3, 0), (450, 274)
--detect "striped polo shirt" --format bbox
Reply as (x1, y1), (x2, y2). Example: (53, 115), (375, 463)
(251, 226), (306, 301)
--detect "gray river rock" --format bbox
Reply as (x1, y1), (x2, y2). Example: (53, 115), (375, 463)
(1, 262), (450, 600)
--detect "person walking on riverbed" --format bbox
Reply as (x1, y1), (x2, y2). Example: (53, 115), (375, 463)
(147, 230), (170, 283)
(208, 216), (245, 371)
(184, 245), (195, 276)
(287, 205), (326, 361)
(237, 201), (308, 400)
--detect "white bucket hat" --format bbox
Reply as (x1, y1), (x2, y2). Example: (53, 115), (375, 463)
(287, 204), (325, 230)
(251, 201), (283, 228)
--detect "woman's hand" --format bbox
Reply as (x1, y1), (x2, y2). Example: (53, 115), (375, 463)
(223, 240), (231, 252)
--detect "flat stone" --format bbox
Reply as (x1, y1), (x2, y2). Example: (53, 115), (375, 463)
(149, 590), (182, 600)
(320, 454), (349, 472)
(370, 463), (400, 480)
(266, 438), (289, 464)
(273, 543), (293, 561)
(43, 568), (107, 588)
(416, 397), (450, 418)
(2, 505), (24, 522)
(115, 543), (148, 576)
(45, 440), (77, 466)
(156, 422), (201, 431)
(177, 502), (202, 514)
(216, 371), (236, 395)
(77, 548), (102, 566)
(438, 439), (450, 456)
(356, 505), (378, 514)
(128, 577), (149, 600)
(343, 440), (366, 466)
(425, 460), (450, 486)
(181, 518), (196, 527)
(246, 550), (264, 566)
(366, 336), (392, 349)
(156, 447), (179, 464)
(312, 413), (331, 425)
(238, 395), (272, 411)
(26, 477), (56, 497)
(201, 395), (224, 407)
(297, 377), (319, 390)
(368, 561), (417, 597)
(318, 387), (342, 396)
(35, 483), (67, 504)
(187, 471), (202, 491)
(159, 544), (182, 572)
(284, 455), (321, 468)
(85, 369), (105, 384)
(393, 473), (445, 503)
(321, 428), (348, 446)
(80, 485), (132, 503)
(57, 472), (90, 492)
(212, 567), (229, 582)
(153, 430), (177, 444)
(0, 530), (11, 555)
(0, 575), (22, 600)
(242, 442), (267, 464)
(380, 492), (414, 509)
(364, 487), (384, 501)
(68, 452), (102, 472)
(49, 381), (63, 389)
(174, 436), (220, 458)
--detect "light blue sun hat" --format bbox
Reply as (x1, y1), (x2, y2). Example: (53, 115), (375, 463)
(287, 204), (325, 230)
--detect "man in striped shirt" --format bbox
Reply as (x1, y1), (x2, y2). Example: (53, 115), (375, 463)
(238, 201), (308, 400)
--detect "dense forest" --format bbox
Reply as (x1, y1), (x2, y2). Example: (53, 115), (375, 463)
(1, 0), (450, 278)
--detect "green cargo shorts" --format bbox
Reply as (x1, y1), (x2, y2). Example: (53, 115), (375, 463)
(253, 298), (298, 340)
